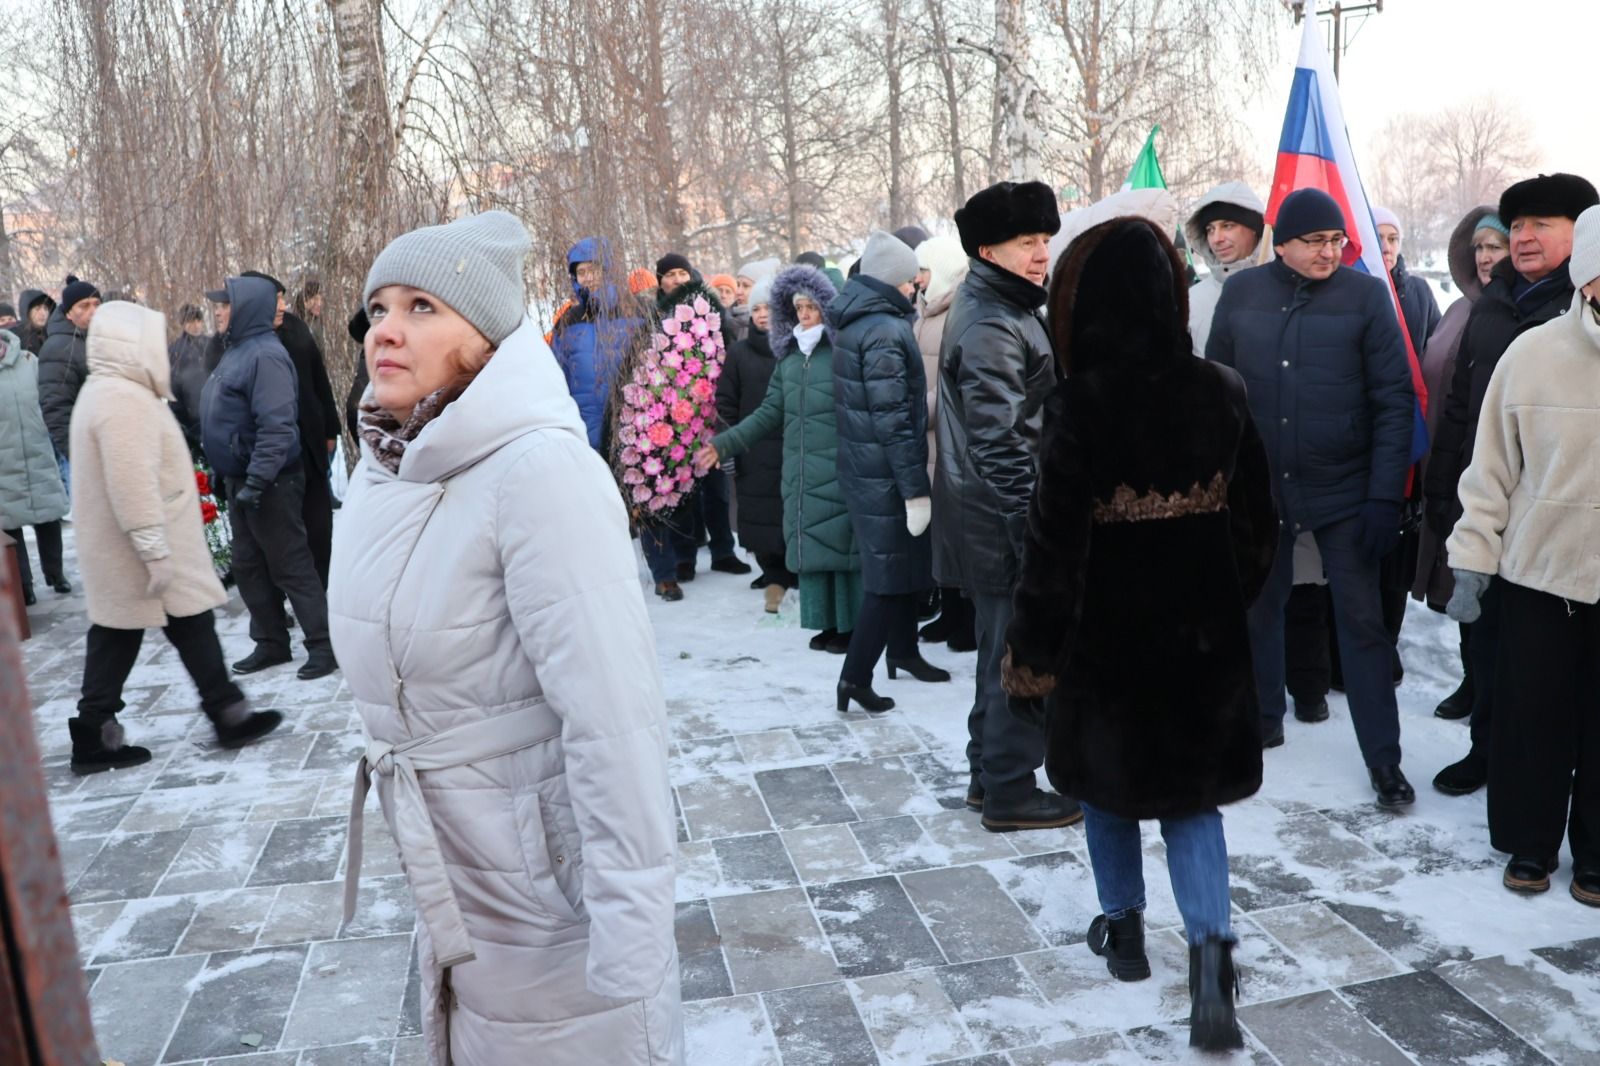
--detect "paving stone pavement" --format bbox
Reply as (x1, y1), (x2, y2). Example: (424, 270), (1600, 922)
(19, 527), (1600, 1065)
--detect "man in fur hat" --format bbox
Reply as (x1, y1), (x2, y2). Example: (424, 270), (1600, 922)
(934, 180), (1082, 833)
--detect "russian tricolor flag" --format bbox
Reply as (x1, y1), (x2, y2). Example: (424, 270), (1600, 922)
(1268, 17), (1430, 465)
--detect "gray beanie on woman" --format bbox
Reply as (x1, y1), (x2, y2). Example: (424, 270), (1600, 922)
(363, 210), (531, 345)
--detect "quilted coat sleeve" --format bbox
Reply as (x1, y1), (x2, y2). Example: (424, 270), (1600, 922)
(861, 330), (931, 501)
(496, 435), (676, 1001)
(713, 360), (784, 460)
(1005, 390), (1093, 679)
(1360, 280), (1417, 504)
(245, 348), (302, 484)
(956, 319), (1041, 553)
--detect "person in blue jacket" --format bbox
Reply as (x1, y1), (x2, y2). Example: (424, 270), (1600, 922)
(550, 237), (649, 450)
(1207, 188), (1417, 810)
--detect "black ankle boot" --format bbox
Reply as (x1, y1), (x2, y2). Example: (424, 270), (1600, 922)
(836, 681), (894, 714)
(886, 654), (952, 683)
(1188, 937), (1244, 1051)
(210, 701), (286, 749)
(1087, 913), (1150, 981)
(1434, 678), (1474, 720)
(69, 717), (153, 776)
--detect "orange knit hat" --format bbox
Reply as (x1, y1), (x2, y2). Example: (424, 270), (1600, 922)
(708, 273), (737, 291)
(628, 268), (658, 294)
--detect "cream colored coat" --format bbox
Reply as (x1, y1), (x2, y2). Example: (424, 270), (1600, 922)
(329, 321), (682, 1065)
(1449, 294), (1600, 604)
(68, 303), (227, 629)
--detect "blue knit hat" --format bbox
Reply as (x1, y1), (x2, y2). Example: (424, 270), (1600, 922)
(1273, 189), (1347, 244)
(1474, 214), (1509, 238)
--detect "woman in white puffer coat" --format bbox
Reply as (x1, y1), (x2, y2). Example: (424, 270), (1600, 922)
(329, 211), (682, 1065)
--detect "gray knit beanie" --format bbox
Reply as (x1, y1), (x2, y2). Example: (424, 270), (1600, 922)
(859, 230), (919, 287)
(1572, 204), (1600, 290)
(363, 210), (531, 345)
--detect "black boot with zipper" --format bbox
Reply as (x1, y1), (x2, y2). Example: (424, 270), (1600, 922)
(1188, 936), (1244, 1051)
(1086, 912), (1150, 981)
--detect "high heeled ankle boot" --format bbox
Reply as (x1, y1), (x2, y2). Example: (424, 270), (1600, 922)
(886, 654), (952, 683)
(1086, 913), (1150, 981)
(1188, 936), (1244, 1051)
(836, 681), (894, 714)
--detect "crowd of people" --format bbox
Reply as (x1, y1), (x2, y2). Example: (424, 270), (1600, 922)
(3, 160), (1598, 1062)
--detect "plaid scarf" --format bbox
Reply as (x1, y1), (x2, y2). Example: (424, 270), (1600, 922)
(358, 387), (450, 475)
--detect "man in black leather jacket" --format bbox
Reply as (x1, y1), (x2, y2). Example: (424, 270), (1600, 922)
(933, 181), (1081, 833)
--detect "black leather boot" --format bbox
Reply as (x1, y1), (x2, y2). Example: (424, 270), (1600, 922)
(837, 681), (894, 714)
(887, 655), (952, 683)
(297, 648), (340, 681)
(981, 789), (1083, 833)
(69, 717), (153, 776)
(1188, 936), (1244, 1051)
(1432, 750), (1487, 796)
(1434, 677), (1473, 720)
(210, 701), (286, 749)
(1087, 912), (1150, 981)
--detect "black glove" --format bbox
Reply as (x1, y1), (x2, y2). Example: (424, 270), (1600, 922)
(233, 475), (270, 511)
(1356, 499), (1402, 562)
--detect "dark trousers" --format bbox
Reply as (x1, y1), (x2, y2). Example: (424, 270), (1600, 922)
(77, 611), (244, 723)
(969, 592), (1047, 803)
(681, 468), (736, 561)
(228, 469), (330, 654)
(1468, 585), (1502, 755)
(1284, 584), (1332, 705)
(1248, 517), (1402, 767)
(756, 553), (798, 589)
(840, 592), (918, 685)
(301, 453), (335, 589)
(641, 514), (689, 583)
(1488, 579), (1600, 867)
(4, 521), (64, 592)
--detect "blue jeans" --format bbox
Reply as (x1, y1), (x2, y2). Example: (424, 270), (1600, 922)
(640, 523), (682, 583)
(56, 450), (71, 505)
(1247, 515), (1402, 767)
(1081, 802), (1232, 946)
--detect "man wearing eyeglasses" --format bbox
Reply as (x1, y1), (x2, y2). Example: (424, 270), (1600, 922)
(1207, 187), (1416, 811)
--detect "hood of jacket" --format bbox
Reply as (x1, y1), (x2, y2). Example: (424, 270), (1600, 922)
(86, 301), (172, 399)
(18, 289), (54, 318)
(1447, 204), (1497, 302)
(827, 275), (915, 333)
(0, 329), (19, 368)
(375, 317), (589, 484)
(1050, 187), (1181, 270)
(1183, 181), (1269, 272)
(1048, 216), (1191, 377)
(225, 276), (279, 344)
(917, 235), (969, 308)
(567, 236), (624, 313)
(768, 265), (839, 361)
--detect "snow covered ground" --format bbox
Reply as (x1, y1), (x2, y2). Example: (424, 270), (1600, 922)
(20, 524), (1600, 1065)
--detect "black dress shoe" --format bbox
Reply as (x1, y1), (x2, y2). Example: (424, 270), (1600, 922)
(1503, 855), (1558, 894)
(887, 655), (951, 683)
(1432, 751), (1487, 796)
(232, 647), (292, 675)
(1293, 698), (1329, 723)
(655, 581), (684, 602)
(966, 774), (984, 811)
(837, 681), (894, 714)
(1188, 937), (1244, 1051)
(918, 615), (951, 643)
(49, 576), (72, 594)
(298, 651), (339, 681)
(1434, 680), (1473, 720)
(22, 587), (36, 606)
(710, 555), (752, 575)
(981, 789), (1083, 833)
(1572, 866), (1600, 907)
(1261, 719), (1285, 749)
(1370, 764), (1415, 809)
(809, 628), (839, 651)
(1087, 913), (1150, 981)
(826, 631), (852, 654)
(675, 561), (697, 582)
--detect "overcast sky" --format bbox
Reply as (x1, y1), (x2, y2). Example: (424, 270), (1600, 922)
(1241, 0), (1600, 187)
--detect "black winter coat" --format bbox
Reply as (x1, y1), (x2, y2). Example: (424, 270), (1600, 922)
(35, 307), (87, 456)
(1005, 218), (1277, 820)
(278, 310), (341, 476)
(1391, 255), (1441, 355)
(829, 276), (931, 595)
(1208, 258), (1414, 533)
(168, 331), (211, 450)
(1422, 256), (1574, 536)
(716, 325), (785, 556)
(931, 260), (1057, 596)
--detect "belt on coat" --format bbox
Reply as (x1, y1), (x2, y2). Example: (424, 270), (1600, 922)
(343, 709), (560, 968)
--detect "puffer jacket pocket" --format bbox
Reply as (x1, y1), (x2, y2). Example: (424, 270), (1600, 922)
(511, 790), (584, 925)
(536, 778), (588, 921)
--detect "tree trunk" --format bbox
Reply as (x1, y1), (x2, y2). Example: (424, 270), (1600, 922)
(640, 3), (687, 251)
(776, 27), (802, 260)
(994, 0), (1040, 180)
(926, 0), (965, 208)
(883, 0), (904, 228)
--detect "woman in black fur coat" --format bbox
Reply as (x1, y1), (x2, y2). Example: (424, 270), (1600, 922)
(1001, 217), (1277, 1052)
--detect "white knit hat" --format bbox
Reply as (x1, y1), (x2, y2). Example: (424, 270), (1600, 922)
(748, 274), (775, 309)
(1571, 204), (1600, 289)
(363, 211), (531, 344)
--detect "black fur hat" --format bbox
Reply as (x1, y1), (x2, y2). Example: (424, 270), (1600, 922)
(955, 181), (1061, 258)
(1498, 173), (1599, 225)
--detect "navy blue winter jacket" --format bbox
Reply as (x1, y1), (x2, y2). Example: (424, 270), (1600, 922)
(1207, 258), (1413, 533)
(550, 237), (647, 449)
(200, 276), (301, 482)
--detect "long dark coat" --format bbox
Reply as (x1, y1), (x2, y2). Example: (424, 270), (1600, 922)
(1004, 218), (1278, 821)
(829, 275), (931, 595)
(716, 325), (785, 557)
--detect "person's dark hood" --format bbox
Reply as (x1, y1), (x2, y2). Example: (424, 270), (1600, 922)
(1046, 216), (1190, 377)
(827, 275), (915, 332)
(567, 236), (622, 312)
(225, 276), (279, 343)
(18, 289), (54, 317)
(1447, 204), (1497, 302)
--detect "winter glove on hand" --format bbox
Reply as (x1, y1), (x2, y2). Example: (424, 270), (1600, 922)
(143, 556), (176, 598)
(1446, 569), (1492, 623)
(233, 475), (270, 511)
(1356, 499), (1402, 562)
(905, 496), (932, 537)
